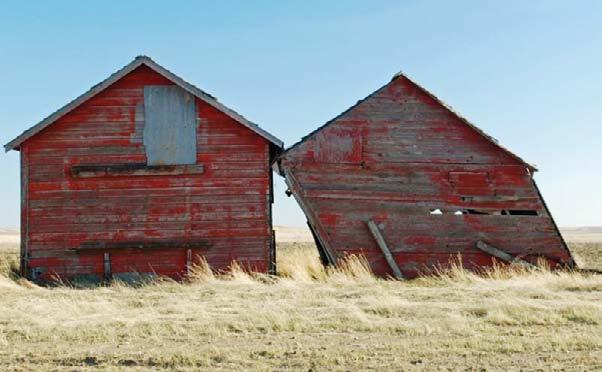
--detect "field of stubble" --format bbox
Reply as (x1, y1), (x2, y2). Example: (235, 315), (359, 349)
(0, 234), (600, 371)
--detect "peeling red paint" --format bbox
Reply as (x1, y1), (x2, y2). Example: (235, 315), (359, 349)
(17, 65), (279, 282)
(279, 73), (573, 278)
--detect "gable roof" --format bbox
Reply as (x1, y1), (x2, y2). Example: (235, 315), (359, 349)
(283, 71), (537, 172)
(5, 56), (284, 152)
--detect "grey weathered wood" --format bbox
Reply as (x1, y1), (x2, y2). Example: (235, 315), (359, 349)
(132, 103), (145, 144)
(75, 240), (210, 252)
(144, 86), (197, 166)
(367, 220), (404, 280)
(283, 169), (336, 264)
(530, 179), (576, 268)
(186, 248), (192, 274)
(5, 56), (283, 152)
(20, 147), (29, 278)
(103, 252), (111, 280)
(307, 221), (330, 266)
(71, 163), (204, 178)
(267, 162), (276, 274)
(269, 229), (276, 275)
(280, 72), (534, 172)
(475, 240), (535, 268)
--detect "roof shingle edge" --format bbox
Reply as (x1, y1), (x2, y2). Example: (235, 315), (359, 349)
(5, 55), (284, 152)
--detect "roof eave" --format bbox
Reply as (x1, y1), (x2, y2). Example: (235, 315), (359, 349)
(281, 71), (537, 173)
(393, 71), (537, 172)
(4, 56), (284, 152)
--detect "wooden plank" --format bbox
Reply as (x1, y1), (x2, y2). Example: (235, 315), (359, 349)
(307, 221), (330, 266)
(267, 160), (276, 275)
(20, 146), (29, 278)
(71, 163), (205, 178)
(531, 179), (576, 268)
(30, 177), (267, 192)
(29, 235), (269, 254)
(283, 169), (336, 264)
(30, 223), (268, 238)
(475, 240), (535, 268)
(74, 240), (210, 252)
(103, 252), (111, 280)
(29, 196), (266, 210)
(14, 64), (276, 281)
(186, 248), (192, 275)
(367, 220), (404, 280)
(269, 229), (276, 275)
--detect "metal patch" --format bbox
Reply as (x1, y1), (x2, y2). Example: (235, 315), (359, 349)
(143, 86), (197, 165)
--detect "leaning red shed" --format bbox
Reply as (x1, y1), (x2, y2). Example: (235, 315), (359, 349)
(6, 56), (283, 282)
(275, 72), (575, 278)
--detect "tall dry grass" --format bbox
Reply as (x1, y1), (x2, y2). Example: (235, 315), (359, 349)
(0, 241), (600, 370)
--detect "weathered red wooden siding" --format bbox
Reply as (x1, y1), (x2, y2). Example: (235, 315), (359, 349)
(22, 66), (272, 281)
(280, 75), (573, 278)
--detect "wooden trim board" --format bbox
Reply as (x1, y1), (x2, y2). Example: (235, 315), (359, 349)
(367, 220), (404, 280)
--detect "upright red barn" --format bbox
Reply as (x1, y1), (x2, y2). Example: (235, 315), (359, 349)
(6, 56), (283, 282)
(276, 72), (574, 278)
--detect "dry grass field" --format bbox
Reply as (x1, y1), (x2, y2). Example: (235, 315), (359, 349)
(0, 233), (600, 370)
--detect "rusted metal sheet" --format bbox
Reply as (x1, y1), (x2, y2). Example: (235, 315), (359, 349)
(278, 72), (574, 278)
(10, 62), (282, 283)
(143, 86), (197, 165)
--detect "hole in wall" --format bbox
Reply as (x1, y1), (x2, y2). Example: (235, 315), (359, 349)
(508, 210), (538, 216)
(429, 208), (539, 216)
(466, 209), (490, 215)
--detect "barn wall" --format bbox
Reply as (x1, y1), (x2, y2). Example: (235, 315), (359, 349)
(22, 66), (272, 281)
(281, 76), (572, 278)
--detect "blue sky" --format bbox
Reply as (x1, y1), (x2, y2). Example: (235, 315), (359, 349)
(1, 0), (600, 228)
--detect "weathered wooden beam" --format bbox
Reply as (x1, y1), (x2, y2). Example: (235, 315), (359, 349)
(20, 147), (29, 278)
(307, 221), (330, 266)
(71, 163), (204, 178)
(530, 179), (577, 268)
(269, 229), (276, 275)
(103, 252), (111, 281)
(283, 169), (336, 265)
(186, 248), (192, 275)
(475, 240), (535, 268)
(367, 220), (404, 280)
(267, 161), (276, 275)
(74, 240), (210, 252)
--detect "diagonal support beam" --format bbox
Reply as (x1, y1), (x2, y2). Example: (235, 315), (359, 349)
(283, 169), (336, 265)
(476, 240), (536, 269)
(367, 220), (404, 280)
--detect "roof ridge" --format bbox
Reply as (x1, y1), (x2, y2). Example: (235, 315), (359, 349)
(282, 70), (536, 171)
(392, 71), (536, 171)
(5, 56), (283, 151)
